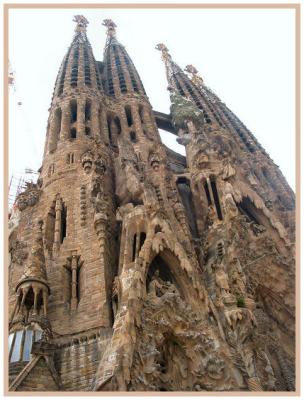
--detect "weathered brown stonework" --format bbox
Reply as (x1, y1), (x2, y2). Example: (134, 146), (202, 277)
(8, 17), (295, 392)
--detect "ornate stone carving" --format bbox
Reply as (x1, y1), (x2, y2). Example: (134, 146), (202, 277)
(81, 150), (94, 173)
(16, 182), (41, 211)
(9, 239), (28, 265)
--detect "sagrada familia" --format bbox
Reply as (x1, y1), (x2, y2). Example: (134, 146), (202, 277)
(8, 16), (295, 392)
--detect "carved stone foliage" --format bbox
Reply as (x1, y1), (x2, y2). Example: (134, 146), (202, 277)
(9, 239), (28, 265)
(170, 92), (205, 130)
(129, 287), (240, 391)
(16, 182), (41, 212)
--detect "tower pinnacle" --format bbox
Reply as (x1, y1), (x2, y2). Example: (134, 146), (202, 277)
(185, 64), (204, 86)
(155, 43), (171, 62)
(102, 19), (117, 38)
(73, 15), (89, 32)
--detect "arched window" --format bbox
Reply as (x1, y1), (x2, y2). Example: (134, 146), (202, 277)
(146, 254), (175, 293)
(85, 127), (91, 136)
(66, 153), (74, 164)
(130, 131), (137, 143)
(70, 128), (77, 139)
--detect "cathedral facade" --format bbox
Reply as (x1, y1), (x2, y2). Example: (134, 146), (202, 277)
(8, 16), (295, 392)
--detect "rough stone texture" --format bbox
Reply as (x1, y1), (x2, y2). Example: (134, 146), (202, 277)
(8, 17), (295, 392)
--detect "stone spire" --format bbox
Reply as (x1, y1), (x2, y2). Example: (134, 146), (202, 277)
(52, 15), (102, 98)
(44, 15), (103, 155)
(102, 19), (146, 97)
(102, 18), (117, 43)
(10, 220), (50, 326)
(156, 44), (230, 128)
(155, 43), (183, 91)
(183, 62), (266, 153)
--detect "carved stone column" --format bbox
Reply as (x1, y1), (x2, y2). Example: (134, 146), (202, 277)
(71, 254), (78, 310)
(99, 107), (109, 145)
(135, 228), (141, 259)
(94, 213), (108, 256)
(91, 102), (100, 138)
(77, 98), (85, 138)
(53, 196), (62, 252)
(48, 112), (57, 152)
(131, 104), (144, 140)
(61, 102), (71, 140)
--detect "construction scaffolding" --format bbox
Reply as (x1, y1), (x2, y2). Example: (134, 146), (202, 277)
(8, 168), (38, 211)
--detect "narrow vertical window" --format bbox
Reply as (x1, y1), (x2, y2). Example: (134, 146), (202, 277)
(85, 100), (91, 121)
(10, 330), (23, 362)
(22, 329), (33, 361)
(139, 232), (146, 251)
(85, 127), (91, 136)
(125, 105), (133, 127)
(132, 234), (137, 262)
(114, 117), (121, 135)
(203, 179), (212, 206)
(8, 333), (15, 359)
(176, 177), (198, 237)
(61, 204), (67, 243)
(70, 100), (77, 124)
(107, 115), (113, 145)
(210, 176), (223, 220)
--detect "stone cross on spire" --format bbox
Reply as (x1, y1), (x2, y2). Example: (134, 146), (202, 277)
(184, 64), (204, 86)
(73, 15), (89, 32)
(102, 19), (117, 37)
